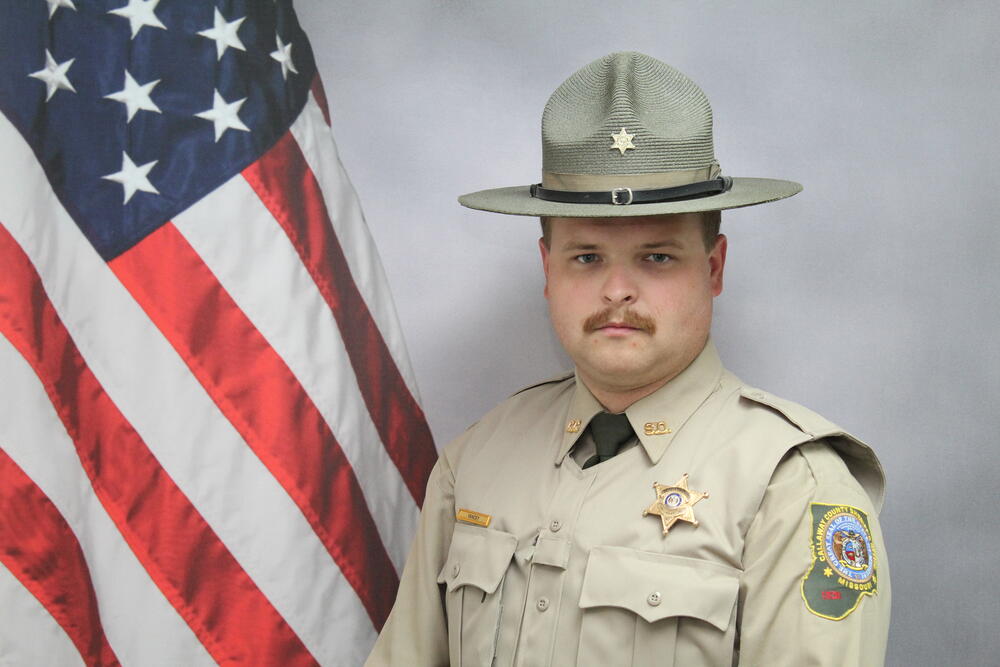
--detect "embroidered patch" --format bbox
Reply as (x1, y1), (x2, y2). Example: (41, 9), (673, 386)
(456, 508), (491, 528)
(801, 503), (878, 620)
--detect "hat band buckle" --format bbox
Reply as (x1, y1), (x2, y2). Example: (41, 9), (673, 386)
(611, 188), (633, 205)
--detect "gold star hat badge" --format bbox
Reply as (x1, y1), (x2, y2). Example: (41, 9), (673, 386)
(643, 473), (708, 536)
(609, 127), (636, 155)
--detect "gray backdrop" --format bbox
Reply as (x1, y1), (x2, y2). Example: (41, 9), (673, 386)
(297, 2), (1000, 664)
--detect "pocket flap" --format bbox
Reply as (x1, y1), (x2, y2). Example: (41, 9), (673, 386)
(437, 523), (518, 594)
(579, 546), (740, 629)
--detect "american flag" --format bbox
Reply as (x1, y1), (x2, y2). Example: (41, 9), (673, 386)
(0, 1), (436, 664)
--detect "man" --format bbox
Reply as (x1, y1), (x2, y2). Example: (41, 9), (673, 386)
(367, 52), (889, 666)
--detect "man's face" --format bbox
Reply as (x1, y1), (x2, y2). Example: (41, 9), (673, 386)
(540, 213), (727, 401)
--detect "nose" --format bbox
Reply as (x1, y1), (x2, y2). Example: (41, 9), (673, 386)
(601, 264), (637, 305)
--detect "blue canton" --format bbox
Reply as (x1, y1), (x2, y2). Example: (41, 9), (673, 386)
(0, 0), (316, 260)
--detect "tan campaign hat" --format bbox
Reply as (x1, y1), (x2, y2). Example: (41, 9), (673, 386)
(459, 52), (801, 217)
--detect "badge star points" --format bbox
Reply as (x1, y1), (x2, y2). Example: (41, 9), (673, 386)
(610, 127), (636, 155)
(823, 567), (834, 578)
(642, 473), (708, 536)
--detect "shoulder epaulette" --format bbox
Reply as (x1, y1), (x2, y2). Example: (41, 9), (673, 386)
(739, 385), (885, 510)
(510, 371), (575, 397)
(739, 386), (841, 439)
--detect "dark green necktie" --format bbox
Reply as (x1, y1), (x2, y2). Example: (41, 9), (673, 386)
(582, 412), (634, 469)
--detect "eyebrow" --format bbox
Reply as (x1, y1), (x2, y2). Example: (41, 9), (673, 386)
(639, 239), (685, 250)
(559, 239), (685, 252)
(559, 242), (600, 251)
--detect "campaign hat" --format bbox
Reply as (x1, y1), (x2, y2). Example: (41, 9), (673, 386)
(459, 52), (801, 217)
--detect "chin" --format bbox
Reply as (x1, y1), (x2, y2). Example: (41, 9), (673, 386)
(584, 360), (663, 390)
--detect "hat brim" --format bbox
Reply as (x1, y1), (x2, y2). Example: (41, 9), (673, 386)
(458, 177), (801, 217)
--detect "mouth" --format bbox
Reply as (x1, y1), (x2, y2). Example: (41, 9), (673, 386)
(599, 322), (639, 334)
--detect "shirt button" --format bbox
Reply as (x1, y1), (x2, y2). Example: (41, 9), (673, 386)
(451, 563), (461, 577)
(549, 519), (562, 532)
(536, 597), (550, 612)
(647, 592), (662, 606)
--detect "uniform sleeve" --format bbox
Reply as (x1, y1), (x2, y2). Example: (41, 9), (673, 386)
(364, 448), (458, 667)
(737, 440), (891, 666)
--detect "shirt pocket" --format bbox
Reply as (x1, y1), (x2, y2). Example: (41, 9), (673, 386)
(437, 523), (518, 667)
(577, 546), (740, 667)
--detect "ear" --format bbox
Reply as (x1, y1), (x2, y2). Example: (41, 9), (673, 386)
(708, 234), (727, 296)
(538, 237), (551, 298)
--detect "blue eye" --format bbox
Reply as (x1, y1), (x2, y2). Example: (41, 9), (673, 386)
(575, 253), (599, 264)
(646, 253), (672, 264)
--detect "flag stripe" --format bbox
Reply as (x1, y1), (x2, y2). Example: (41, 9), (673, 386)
(310, 78), (332, 127)
(243, 132), (437, 506)
(291, 91), (424, 402)
(0, 291), (215, 666)
(109, 221), (400, 628)
(0, 447), (120, 667)
(172, 171), (418, 571)
(0, 223), (318, 666)
(0, 561), (90, 667)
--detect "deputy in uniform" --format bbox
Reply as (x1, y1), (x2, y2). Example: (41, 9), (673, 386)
(366, 52), (890, 666)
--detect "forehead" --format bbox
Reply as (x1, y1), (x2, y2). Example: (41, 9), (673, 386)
(546, 213), (704, 243)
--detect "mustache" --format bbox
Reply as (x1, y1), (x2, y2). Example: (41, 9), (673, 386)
(583, 308), (657, 334)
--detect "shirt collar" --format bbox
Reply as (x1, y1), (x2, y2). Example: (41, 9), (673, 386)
(555, 340), (725, 466)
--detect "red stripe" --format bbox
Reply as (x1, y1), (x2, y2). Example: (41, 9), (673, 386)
(0, 448), (121, 667)
(310, 76), (331, 127)
(109, 222), (399, 629)
(243, 131), (437, 506)
(0, 224), (317, 666)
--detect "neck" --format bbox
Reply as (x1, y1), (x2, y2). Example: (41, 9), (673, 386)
(581, 374), (673, 414)
(577, 340), (711, 413)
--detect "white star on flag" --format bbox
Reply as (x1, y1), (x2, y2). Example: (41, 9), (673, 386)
(104, 70), (161, 122)
(29, 50), (76, 101)
(46, 0), (76, 18)
(270, 35), (298, 80)
(195, 90), (251, 142)
(108, 0), (166, 39)
(197, 9), (246, 61)
(101, 152), (159, 203)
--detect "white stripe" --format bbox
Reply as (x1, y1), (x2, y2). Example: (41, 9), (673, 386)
(0, 563), (85, 667)
(175, 170), (419, 571)
(0, 116), (376, 663)
(293, 93), (425, 402)
(0, 337), (214, 667)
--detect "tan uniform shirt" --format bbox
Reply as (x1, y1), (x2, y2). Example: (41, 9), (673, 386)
(367, 343), (890, 666)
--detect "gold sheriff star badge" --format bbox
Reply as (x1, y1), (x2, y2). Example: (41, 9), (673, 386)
(643, 474), (709, 536)
(610, 127), (636, 155)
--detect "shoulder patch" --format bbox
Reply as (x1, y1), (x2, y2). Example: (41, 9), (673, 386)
(510, 371), (575, 397)
(801, 502), (878, 620)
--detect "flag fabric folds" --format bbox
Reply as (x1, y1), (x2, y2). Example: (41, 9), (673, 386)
(0, 2), (437, 665)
